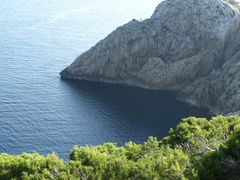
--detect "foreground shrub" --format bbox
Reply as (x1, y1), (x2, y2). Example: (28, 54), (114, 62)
(199, 128), (240, 179)
(69, 140), (191, 179)
(0, 153), (66, 179)
(0, 116), (240, 179)
(165, 116), (240, 157)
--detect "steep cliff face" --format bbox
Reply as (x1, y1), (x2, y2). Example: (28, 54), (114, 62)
(61, 0), (240, 115)
(178, 16), (240, 114)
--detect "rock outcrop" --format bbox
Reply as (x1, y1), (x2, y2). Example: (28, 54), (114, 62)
(61, 0), (240, 115)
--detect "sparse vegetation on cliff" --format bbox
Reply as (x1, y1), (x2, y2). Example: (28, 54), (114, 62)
(1, 116), (240, 179)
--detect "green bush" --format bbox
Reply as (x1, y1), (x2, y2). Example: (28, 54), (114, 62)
(165, 116), (240, 157)
(69, 140), (191, 180)
(0, 153), (66, 180)
(0, 116), (240, 180)
(199, 127), (240, 180)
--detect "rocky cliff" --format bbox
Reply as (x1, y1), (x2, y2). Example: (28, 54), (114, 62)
(61, 0), (240, 115)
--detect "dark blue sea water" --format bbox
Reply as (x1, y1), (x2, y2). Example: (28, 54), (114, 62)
(0, 0), (210, 159)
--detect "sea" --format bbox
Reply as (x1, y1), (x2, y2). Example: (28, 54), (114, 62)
(0, 0), (210, 159)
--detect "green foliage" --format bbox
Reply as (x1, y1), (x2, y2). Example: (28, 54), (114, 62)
(69, 140), (190, 180)
(165, 116), (240, 157)
(1, 116), (240, 180)
(199, 127), (240, 180)
(0, 153), (67, 180)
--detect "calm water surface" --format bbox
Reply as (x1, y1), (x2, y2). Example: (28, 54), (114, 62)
(0, 0), (210, 159)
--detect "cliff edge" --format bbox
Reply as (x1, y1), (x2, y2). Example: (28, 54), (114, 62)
(61, 0), (240, 115)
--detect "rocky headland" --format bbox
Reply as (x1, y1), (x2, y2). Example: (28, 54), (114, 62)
(61, 0), (240, 115)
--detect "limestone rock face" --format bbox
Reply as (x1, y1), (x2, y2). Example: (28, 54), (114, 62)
(61, 0), (240, 115)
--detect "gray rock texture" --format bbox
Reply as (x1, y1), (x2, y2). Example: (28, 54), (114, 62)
(61, 0), (240, 115)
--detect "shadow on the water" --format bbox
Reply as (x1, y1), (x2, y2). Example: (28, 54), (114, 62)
(60, 79), (211, 142)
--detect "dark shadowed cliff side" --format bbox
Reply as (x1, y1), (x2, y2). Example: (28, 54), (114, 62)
(61, 0), (240, 115)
